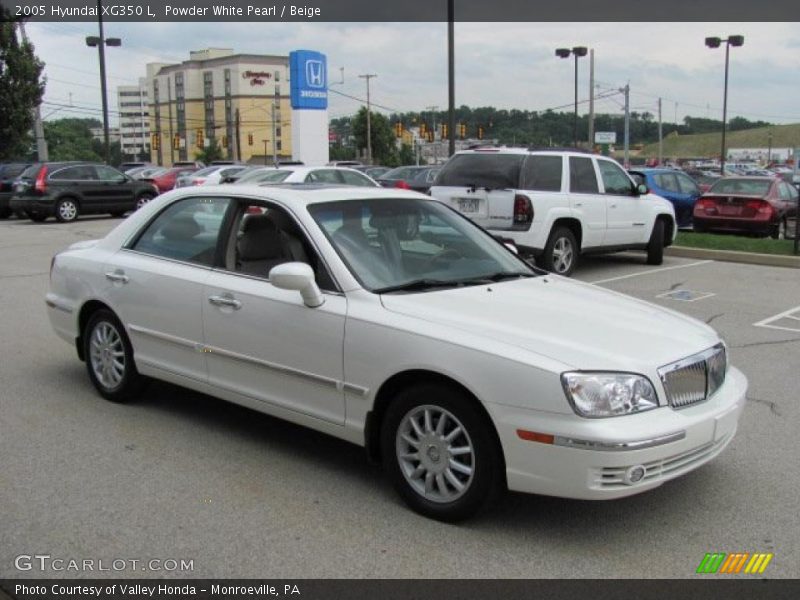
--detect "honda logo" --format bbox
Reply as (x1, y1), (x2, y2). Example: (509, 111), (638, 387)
(305, 60), (325, 88)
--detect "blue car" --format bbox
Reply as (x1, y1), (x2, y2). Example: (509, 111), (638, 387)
(629, 168), (702, 228)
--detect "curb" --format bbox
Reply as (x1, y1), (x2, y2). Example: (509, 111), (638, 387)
(666, 245), (800, 269)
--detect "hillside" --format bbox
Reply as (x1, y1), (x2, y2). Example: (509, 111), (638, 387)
(638, 122), (800, 159)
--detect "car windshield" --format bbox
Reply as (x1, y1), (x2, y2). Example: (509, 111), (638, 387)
(709, 178), (772, 196)
(237, 169), (292, 184)
(308, 197), (535, 292)
(380, 167), (420, 180)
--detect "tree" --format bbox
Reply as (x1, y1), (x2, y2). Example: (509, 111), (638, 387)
(398, 143), (415, 166)
(351, 107), (397, 165)
(194, 139), (224, 164)
(44, 118), (103, 162)
(0, 14), (46, 160)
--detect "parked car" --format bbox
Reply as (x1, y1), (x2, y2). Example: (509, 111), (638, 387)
(46, 185), (746, 521)
(128, 166), (167, 180)
(682, 169), (721, 193)
(0, 162), (32, 218)
(175, 165), (249, 188)
(9, 162), (159, 223)
(378, 166), (441, 193)
(629, 168), (702, 228)
(119, 162), (152, 172)
(693, 176), (798, 238)
(146, 166), (199, 193)
(173, 160), (206, 168)
(326, 160), (363, 167)
(232, 166), (380, 187)
(354, 165), (392, 179)
(429, 149), (676, 276)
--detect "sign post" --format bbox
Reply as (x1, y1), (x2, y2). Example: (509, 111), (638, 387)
(595, 131), (616, 157)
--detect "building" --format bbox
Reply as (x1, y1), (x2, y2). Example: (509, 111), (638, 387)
(116, 78), (150, 160)
(88, 126), (121, 144)
(146, 48), (291, 167)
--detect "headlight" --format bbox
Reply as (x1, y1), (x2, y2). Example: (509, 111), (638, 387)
(561, 372), (659, 418)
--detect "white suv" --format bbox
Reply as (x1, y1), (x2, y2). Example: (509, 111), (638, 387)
(429, 148), (677, 275)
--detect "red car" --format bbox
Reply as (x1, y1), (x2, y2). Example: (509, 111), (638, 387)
(693, 176), (798, 238)
(146, 167), (198, 194)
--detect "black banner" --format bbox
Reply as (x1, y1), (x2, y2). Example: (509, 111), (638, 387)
(0, 0), (798, 22)
(2, 580), (800, 600)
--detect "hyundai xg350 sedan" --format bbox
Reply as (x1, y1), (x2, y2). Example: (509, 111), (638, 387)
(46, 185), (747, 521)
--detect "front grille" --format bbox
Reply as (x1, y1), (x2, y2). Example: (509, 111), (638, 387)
(658, 344), (727, 409)
(593, 431), (733, 489)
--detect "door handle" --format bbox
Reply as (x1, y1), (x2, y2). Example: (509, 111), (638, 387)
(208, 295), (242, 310)
(105, 271), (129, 284)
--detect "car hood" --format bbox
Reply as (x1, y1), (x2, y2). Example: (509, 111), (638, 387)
(380, 276), (719, 372)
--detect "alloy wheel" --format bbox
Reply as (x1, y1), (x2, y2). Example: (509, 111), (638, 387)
(58, 200), (78, 221)
(396, 405), (475, 503)
(89, 321), (126, 390)
(552, 237), (574, 273)
(136, 195), (153, 210)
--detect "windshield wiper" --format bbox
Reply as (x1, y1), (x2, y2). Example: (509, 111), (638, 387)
(373, 279), (463, 294)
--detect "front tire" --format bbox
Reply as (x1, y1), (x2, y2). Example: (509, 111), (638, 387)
(542, 226), (578, 276)
(770, 219), (787, 240)
(83, 309), (146, 403)
(381, 383), (505, 522)
(646, 219), (665, 265)
(55, 198), (79, 223)
(135, 193), (155, 210)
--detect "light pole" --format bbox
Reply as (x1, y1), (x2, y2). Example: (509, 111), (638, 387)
(705, 34), (744, 175)
(358, 73), (377, 164)
(86, 0), (121, 165)
(556, 46), (588, 147)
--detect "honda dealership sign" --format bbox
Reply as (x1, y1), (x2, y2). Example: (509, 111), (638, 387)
(289, 50), (328, 110)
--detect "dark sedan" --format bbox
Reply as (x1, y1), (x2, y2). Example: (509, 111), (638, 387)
(693, 176), (798, 238)
(0, 162), (32, 218)
(377, 166), (441, 193)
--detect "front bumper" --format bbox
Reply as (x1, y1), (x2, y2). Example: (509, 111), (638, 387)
(490, 366), (747, 500)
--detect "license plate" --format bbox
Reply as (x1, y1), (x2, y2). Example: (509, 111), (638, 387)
(456, 197), (479, 213)
(718, 206), (742, 216)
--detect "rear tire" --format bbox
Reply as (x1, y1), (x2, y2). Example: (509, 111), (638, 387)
(381, 383), (505, 522)
(646, 219), (665, 265)
(135, 193), (155, 210)
(542, 226), (578, 276)
(83, 309), (146, 403)
(55, 198), (80, 223)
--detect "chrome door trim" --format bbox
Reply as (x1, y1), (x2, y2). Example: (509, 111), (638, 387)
(127, 324), (202, 351)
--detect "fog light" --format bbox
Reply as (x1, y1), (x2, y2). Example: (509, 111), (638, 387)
(624, 465), (646, 485)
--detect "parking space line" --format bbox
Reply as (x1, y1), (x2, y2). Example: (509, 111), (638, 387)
(753, 305), (800, 333)
(590, 260), (714, 285)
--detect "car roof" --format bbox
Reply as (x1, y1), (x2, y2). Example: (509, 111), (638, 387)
(176, 184), (428, 205)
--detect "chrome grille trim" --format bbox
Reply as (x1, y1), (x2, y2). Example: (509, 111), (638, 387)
(658, 343), (727, 409)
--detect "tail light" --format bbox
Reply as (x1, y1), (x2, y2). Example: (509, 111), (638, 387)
(512, 194), (533, 229)
(746, 199), (773, 215)
(695, 198), (716, 213)
(34, 165), (48, 194)
(394, 180), (410, 189)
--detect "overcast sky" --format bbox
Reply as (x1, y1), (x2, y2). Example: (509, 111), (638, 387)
(25, 21), (800, 127)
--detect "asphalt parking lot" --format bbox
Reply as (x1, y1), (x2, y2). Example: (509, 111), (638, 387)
(1, 215), (798, 579)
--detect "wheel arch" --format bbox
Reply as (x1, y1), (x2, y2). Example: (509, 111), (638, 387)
(75, 299), (115, 361)
(364, 369), (505, 475)
(655, 213), (675, 247)
(549, 217), (583, 250)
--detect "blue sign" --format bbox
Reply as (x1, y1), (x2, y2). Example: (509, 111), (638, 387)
(289, 50), (328, 110)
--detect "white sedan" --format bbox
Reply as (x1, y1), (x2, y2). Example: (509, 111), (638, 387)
(233, 165), (379, 187)
(46, 185), (747, 521)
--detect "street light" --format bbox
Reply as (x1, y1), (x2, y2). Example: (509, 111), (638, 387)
(705, 34), (744, 174)
(86, 0), (121, 165)
(556, 46), (588, 147)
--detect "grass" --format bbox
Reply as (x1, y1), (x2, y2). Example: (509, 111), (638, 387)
(675, 231), (799, 256)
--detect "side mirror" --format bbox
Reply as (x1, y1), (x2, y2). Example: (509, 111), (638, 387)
(269, 262), (324, 308)
(635, 183), (648, 195)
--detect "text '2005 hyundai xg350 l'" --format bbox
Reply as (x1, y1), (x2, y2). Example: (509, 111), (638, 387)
(45, 184), (747, 521)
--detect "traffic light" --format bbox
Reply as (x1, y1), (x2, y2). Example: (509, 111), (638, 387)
(478, 126), (484, 140)
(151, 133), (160, 151)
(441, 123), (448, 140)
(459, 123), (466, 139)
(172, 134), (180, 150)
(248, 133), (254, 146)
(196, 129), (204, 149)
(419, 122), (427, 136)
(427, 130), (434, 143)
(394, 121), (403, 138)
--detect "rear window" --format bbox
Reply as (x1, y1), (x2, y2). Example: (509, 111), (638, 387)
(709, 179), (772, 196)
(20, 164), (42, 179)
(520, 155), (563, 192)
(1, 164), (30, 178)
(434, 153), (524, 189)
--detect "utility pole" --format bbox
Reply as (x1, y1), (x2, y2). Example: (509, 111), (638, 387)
(17, 22), (48, 161)
(620, 83), (630, 167)
(235, 108), (241, 162)
(271, 90), (279, 167)
(358, 73), (377, 164)
(658, 97), (663, 166)
(447, 0), (456, 157)
(588, 49), (595, 150)
(167, 77), (174, 165)
(767, 131), (772, 165)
